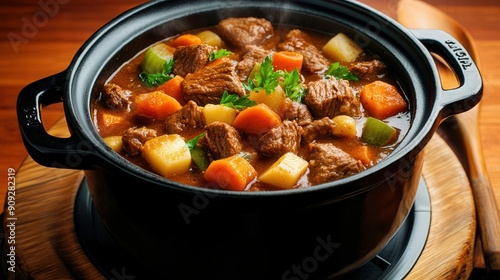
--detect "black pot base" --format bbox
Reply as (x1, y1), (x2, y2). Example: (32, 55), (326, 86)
(74, 178), (430, 279)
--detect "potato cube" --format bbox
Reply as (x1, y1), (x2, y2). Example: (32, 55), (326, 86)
(103, 136), (123, 152)
(142, 134), (191, 177)
(203, 104), (237, 125)
(322, 33), (363, 63)
(332, 115), (357, 138)
(248, 86), (286, 114)
(259, 152), (309, 189)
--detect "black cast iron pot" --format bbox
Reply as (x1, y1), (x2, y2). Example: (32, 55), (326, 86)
(17, 0), (482, 279)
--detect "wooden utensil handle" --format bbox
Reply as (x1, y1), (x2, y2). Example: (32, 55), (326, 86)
(458, 106), (500, 273)
(472, 174), (500, 271)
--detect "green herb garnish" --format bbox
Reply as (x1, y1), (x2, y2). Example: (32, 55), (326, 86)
(243, 56), (281, 94)
(186, 133), (205, 150)
(325, 62), (359, 81)
(282, 68), (307, 103)
(186, 133), (209, 171)
(139, 58), (175, 87)
(220, 91), (257, 110)
(209, 49), (233, 61)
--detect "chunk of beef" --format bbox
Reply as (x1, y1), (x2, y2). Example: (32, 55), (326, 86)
(237, 45), (272, 81)
(217, 17), (274, 49)
(302, 117), (336, 143)
(182, 58), (245, 106)
(173, 44), (215, 77)
(349, 60), (387, 81)
(102, 83), (131, 110)
(278, 29), (330, 73)
(282, 99), (313, 126)
(258, 120), (302, 157)
(305, 78), (361, 119)
(122, 127), (157, 156)
(205, 122), (242, 159)
(164, 100), (205, 134)
(308, 143), (363, 185)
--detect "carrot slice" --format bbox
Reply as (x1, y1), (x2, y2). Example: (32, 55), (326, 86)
(99, 113), (126, 128)
(272, 51), (304, 72)
(170, 34), (203, 47)
(232, 103), (281, 134)
(204, 155), (257, 191)
(135, 90), (182, 119)
(157, 75), (185, 105)
(360, 81), (407, 120)
(350, 145), (374, 165)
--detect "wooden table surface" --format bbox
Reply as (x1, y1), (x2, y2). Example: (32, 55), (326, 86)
(1, 0), (499, 253)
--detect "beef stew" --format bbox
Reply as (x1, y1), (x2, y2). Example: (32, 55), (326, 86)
(92, 17), (411, 191)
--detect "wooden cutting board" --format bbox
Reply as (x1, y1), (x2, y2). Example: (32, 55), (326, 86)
(3, 118), (475, 279)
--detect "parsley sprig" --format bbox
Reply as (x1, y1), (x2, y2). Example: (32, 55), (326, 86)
(325, 62), (359, 81)
(139, 58), (175, 87)
(243, 55), (306, 103)
(186, 133), (205, 150)
(209, 49), (233, 61)
(282, 69), (306, 103)
(243, 56), (281, 94)
(220, 91), (257, 110)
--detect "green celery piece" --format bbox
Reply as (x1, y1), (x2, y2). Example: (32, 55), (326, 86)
(361, 117), (397, 146)
(190, 148), (209, 171)
(141, 43), (173, 74)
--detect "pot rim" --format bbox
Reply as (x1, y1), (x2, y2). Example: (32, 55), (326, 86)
(22, 0), (480, 198)
(66, 0), (442, 196)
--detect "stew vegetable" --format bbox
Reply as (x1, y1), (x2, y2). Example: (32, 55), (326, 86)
(92, 17), (410, 191)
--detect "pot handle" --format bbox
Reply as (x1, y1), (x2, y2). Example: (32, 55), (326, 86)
(411, 29), (483, 118)
(17, 71), (96, 170)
